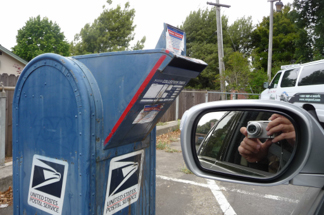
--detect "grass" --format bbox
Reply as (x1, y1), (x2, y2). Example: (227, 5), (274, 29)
(180, 166), (193, 174)
(156, 140), (180, 153)
(156, 141), (168, 150)
(156, 130), (181, 153)
(165, 147), (180, 153)
(169, 137), (178, 142)
(156, 122), (167, 126)
(156, 129), (191, 174)
(172, 119), (181, 132)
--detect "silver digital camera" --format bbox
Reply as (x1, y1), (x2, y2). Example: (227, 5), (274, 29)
(246, 121), (276, 139)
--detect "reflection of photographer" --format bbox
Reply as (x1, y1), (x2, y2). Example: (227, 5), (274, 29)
(238, 114), (296, 165)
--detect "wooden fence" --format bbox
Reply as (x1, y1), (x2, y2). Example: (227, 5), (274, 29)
(159, 90), (221, 122)
(0, 73), (19, 157)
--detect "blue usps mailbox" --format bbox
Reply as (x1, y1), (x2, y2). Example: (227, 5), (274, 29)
(13, 26), (206, 215)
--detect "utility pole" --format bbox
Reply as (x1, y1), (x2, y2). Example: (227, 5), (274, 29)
(207, 1), (230, 100)
(267, 0), (284, 83)
(267, 1), (275, 83)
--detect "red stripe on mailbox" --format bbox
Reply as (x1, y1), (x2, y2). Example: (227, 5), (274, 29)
(104, 55), (167, 145)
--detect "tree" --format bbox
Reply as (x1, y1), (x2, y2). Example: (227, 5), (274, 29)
(224, 52), (250, 91)
(70, 1), (145, 55)
(293, 0), (324, 59)
(12, 15), (70, 61)
(187, 42), (220, 90)
(251, 4), (310, 74)
(132, 36), (146, 51)
(248, 69), (268, 96)
(181, 8), (254, 90)
(180, 8), (230, 90)
(226, 16), (254, 57)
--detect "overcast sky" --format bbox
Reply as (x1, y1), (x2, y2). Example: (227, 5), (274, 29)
(1, 0), (294, 51)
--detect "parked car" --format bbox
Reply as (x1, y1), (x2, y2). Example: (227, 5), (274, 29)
(180, 100), (324, 214)
(260, 60), (324, 127)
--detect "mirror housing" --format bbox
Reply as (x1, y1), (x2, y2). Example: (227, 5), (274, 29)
(263, 82), (269, 89)
(180, 100), (324, 187)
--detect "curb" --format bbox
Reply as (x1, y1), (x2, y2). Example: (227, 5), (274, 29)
(156, 120), (179, 136)
(0, 162), (13, 192)
(0, 121), (179, 192)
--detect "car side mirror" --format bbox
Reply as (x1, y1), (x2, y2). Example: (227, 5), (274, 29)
(263, 82), (269, 89)
(180, 100), (324, 187)
(193, 110), (296, 178)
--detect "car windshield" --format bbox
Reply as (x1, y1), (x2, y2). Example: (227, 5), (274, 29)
(281, 68), (300, 88)
(269, 72), (282, 88)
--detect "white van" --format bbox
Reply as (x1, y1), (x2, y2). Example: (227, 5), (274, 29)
(260, 60), (324, 125)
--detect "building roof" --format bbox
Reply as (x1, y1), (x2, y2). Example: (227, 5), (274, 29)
(0, 44), (28, 65)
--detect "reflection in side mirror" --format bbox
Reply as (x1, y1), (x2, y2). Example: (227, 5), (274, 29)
(194, 110), (296, 178)
(263, 82), (269, 89)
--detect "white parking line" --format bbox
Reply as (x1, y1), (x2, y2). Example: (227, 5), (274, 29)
(157, 175), (209, 188)
(157, 175), (236, 214)
(206, 179), (237, 215)
(156, 175), (299, 204)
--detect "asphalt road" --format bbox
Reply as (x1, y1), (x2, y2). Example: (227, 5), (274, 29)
(156, 138), (315, 215)
(1, 137), (317, 215)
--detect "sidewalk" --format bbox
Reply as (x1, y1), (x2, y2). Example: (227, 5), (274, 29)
(0, 121), (180, 192)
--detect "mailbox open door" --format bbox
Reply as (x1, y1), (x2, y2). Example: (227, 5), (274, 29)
(13, 25), (207, 215)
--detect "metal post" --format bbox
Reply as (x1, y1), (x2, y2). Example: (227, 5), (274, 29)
(0, 85), (6, 166)
(216, 0), (225, 100)
(267, 1), (274, 83)
(205, 92), (208, 103)
(267, 0), (282, 83)
(175, 96), (179, 120)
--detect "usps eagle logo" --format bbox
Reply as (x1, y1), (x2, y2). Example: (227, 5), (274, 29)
(31, 157), (65, 197)
(28, 155), (68, 214)
(104, 150), (144, 215)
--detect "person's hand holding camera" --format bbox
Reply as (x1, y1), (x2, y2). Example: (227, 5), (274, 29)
(238, 114), (295, 163)
(266, 114), (295, 145)
(238, 127), (272, 163)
